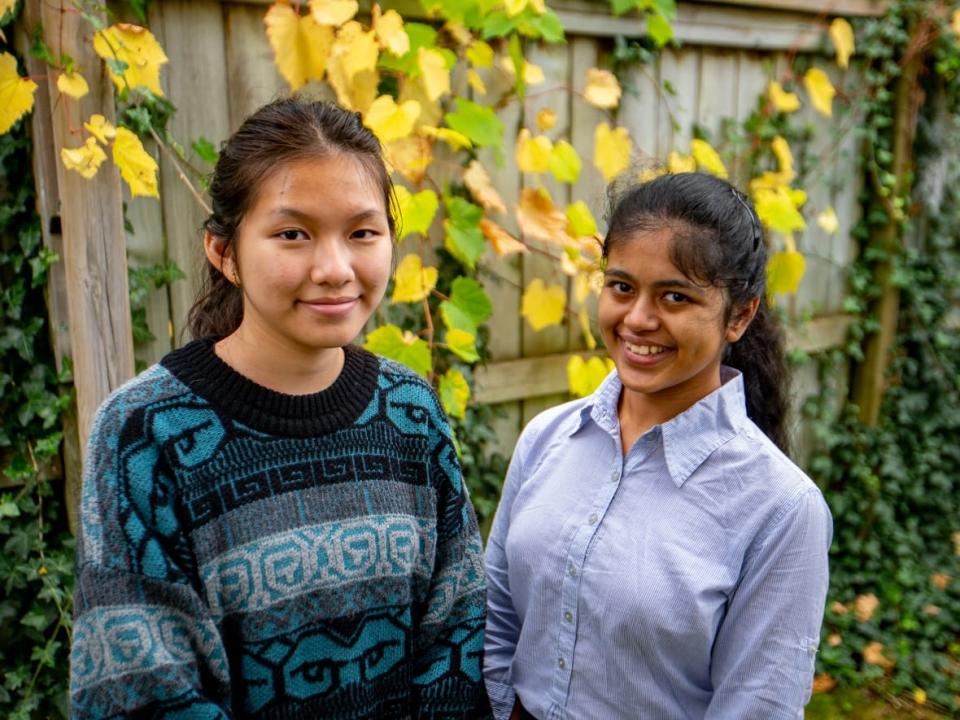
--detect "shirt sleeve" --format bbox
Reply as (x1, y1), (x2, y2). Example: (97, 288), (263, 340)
(482, 428), (534, 720)
(412, 400), (492, 718)
(70, 395), (232, 719)
(706, 486), (833, 720)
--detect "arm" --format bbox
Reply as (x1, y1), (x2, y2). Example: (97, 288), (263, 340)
(412, 406), (491, 718)
(70, 394), (232, 719)
(706, 487), (833, 720)
(482, 437), (528, 720)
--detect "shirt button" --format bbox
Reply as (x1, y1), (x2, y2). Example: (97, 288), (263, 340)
(588, 513), (598, 525)
(568, 565), (577, 577)
(564, 611), (573, 622)
(609, 470), (619, 482)
(558, 658), (566, 669)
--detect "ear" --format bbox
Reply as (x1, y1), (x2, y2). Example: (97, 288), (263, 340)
(204, 231), (234, 280)
(725, 296), (760, 343)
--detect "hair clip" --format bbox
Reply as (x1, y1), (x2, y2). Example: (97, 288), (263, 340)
(731, 188), (762, 252)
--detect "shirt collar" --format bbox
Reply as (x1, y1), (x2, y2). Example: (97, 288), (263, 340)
(574, 366), (750, 488)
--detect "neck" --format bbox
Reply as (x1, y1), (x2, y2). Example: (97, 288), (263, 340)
(216, 322), (345, 395)
(617, 376), (722, 454)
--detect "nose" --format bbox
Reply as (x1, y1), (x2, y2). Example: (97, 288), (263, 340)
(310, 238), (355, 287)
(623, 293), (660, 331)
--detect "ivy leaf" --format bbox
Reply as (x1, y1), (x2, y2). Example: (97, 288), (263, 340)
(448, 276), (493, 326)
(829, 18), (854, 69)
(60, 137), (107, 179)
(394, 185), (438, 240)
(593, 122), (631, 182)
(466, 39), (494, 68)
(463, 160), (506, 214)
(445, 329), (480, 364)
(264, 3), (334, 91)
(421, 125), (472, 151)
(549, 141), (582, 184)
(373, 7), (409, 56)
(516, 187), (570, 245)
(439, 367), (471, 418)
(480, 218), (528, 257)
(526, 8), (565, 42)
(768, 80), (800, 113)
(440, 300), (478, 335)
(667, 150), (695, 173)
(690, 138), (727, 178)
(0, 52), (37, 134)
(444, 220), (486, 269)
(84, 114), (116, 145)
(56, 71), (89, 99)
(444, 98), (504, 148)
(754, 187), (806, 234)
(516, 128), (552, 173)
(521, 278), (566, 331)
(364, 324), (431, 376)
(112, 127), (159, 198)
(191, 136), (219, 165)
(803, 67), (835, 118)
(566, 200), (598, 238)
(646, 12), (674, 47)
(363, 94), (420, 144)
(378, 23), (436, 75)
(767, 250), (806, 295)
(309, 0), (358, 26)
(567, 354), (614, 397)
(391, 254), (437, 303)
(93, 23), (169, 96)
(0, 494), (19, 518)
(417, 47), (451, 101)
(584, 68), (621, 109)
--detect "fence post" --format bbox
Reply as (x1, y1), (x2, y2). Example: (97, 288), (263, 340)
(34, 0), (135, 522)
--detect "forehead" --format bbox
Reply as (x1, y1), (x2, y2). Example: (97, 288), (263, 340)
(605, 227), (681, 273)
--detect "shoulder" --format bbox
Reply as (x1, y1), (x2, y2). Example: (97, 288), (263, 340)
(512, 395), (593, 466)
(365, 351), (451, 430)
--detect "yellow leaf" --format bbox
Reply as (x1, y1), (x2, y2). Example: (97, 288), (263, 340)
(309, 0), (358, 26)
(516, 187), (571, 245)
(754, 187), (806, 234)
(854, 592), (879, 621)
(418, 47), (450, 102)
(828, 633), (843, 647)
(264, 3), (334, 91)
(0, 52), (37, 134)
(393, 185), (438, 239)
(60, 137), (107, 179)
(93, 23), (168, 96)
(331, 21), (379, 82)
(862, 641), (894, 670)
(480, 218), (528, 257)
(578, 308), (597, 350)
(771, 135), (795, 178)
(550, 140), (581, 184)
(593, 122), (631, 183)
(536, 108), (557, 132)
(84, 114), (116, 145)
(667, 150), (695, 174)
(399, 76), (441, 127)
(516, 128), (553, 174)
(638, 165), (666, 183)
(913, 689), (927, 706)
(817, 206), (839, 234)
(804, 67), (835, 118)
(931, 573), (950, 590)
(364, 94), (420, 144)
(522, 278), (566, 331)
(768, 80), (800, 113)
(0, 0), (15, 19)
(567, 355), (614, 397)
(953, 10), (960, 36)
(504, 0), (527, 17)
(690, 139), (728, 178)
(500, 56), (545, 85)
(466, 40), (494, 68)
(766, 250), (806, 295)
(812, 674), (837, 694)
(464, 160), (507, 214)
(566, 200), (598, 238)
(421, 125), (472, 151)
(443, 21), (473, 47)
(384, 135), (432, 184)
(439, 367), (471, 418)
(112, 126), (159, 198)
(467, 69), (487, 95)
(829, 18), (855, 69)
(57, 71), (89, 99)
(392, 253), (438, 303)
(584, 68), (621, 109)
(373, 7), (409, 56)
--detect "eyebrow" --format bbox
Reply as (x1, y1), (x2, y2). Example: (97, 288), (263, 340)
(270, 207), (386, 224)
(604, 268), (706, 294)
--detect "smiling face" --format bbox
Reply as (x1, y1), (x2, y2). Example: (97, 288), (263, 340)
(206, 153), (392, 360)
(598, 227), (756, 424)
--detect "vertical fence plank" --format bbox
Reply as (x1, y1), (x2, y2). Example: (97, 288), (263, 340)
(658, 48), (699, 154)
(224, 3), (287, 130)
(620, 55), (662, 162)
(696, 49), (739, 141)
(37, 2), (135, 496)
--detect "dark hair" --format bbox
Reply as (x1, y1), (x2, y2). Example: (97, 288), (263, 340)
(187, 97), (396, 339)
(603, 172), (791, 454)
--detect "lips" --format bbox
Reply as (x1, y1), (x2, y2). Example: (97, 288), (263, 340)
(623, 340), (669, 356)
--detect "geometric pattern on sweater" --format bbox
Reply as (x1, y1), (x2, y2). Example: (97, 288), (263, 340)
(70, 340), (491, 719)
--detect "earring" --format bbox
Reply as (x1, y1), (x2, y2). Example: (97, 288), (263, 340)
(231, 269), (241, 288)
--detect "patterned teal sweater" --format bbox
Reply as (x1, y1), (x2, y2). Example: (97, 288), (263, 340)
(70, 339), (491, 719)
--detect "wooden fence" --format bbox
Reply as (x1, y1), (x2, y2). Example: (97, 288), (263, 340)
(29, 0), (885, 504)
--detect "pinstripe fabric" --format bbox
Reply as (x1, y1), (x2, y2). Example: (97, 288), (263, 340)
(484, 367), (832, 720)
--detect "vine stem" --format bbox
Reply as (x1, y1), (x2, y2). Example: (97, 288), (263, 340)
(148, 126), (212, 214)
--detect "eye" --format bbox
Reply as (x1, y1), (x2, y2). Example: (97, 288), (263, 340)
(350, 228), (380, 241)
(663, 291), (690, 303)
(277, 229), (306, 241)
(605, 279), (633, 295)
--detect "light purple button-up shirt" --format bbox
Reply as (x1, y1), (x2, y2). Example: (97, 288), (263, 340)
(484, 367), (832, 720)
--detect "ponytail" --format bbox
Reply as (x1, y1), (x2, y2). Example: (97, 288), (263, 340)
(724, 298), (791, 454)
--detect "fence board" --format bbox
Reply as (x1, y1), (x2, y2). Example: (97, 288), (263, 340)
(659, 49), (699, 154)
(225, 3), (287, 129)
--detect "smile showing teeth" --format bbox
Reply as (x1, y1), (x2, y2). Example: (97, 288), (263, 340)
(625, 341), (667, 356)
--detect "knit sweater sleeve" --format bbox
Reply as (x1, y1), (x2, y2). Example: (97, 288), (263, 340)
(412, 390), (492, 718)
(69, 374), (232, 719)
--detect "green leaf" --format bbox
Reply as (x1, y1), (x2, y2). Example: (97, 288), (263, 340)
(508, 34), (526, 99)
(444, 221), (486, 269)
(191, 137), (219, 165)
(444, 99), (504, 149)
(0, 495), (20, 518)
(363, 324), (432, 377)
(610, 0), (642, 14)
(445, 328), (480, 363)
(566, 200), (598, 237)
(396, 187), (438, 240)
(480, 10), (517, 39)
(652, 0), (677, 17)
(448, 276), (493, 326)
(378, 23), (437, 75)
(647, 12), (674, 47)
(445, 194), (483, 227)
(439, 367), (471, 418)
(549, 140), (581, 184)
(527, 9), (565, 42)
(440, 300), (478, 335)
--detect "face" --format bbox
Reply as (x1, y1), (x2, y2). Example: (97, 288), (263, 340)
(206, 154), (392, 356)
(598, 227), (756, 420)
